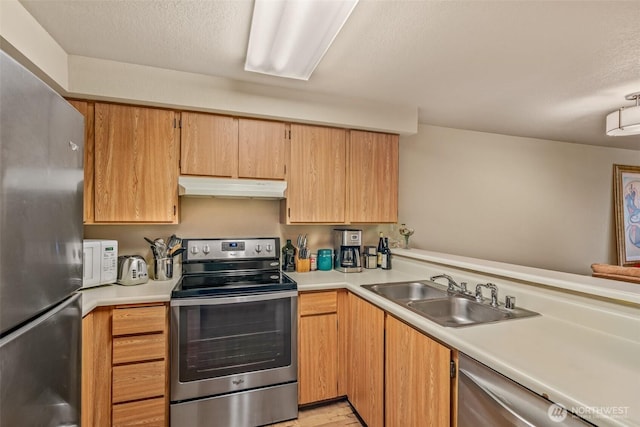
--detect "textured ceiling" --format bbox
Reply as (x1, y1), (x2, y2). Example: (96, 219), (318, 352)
(20, 0), (640, 149)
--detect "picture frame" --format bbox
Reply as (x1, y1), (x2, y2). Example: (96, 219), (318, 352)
(613, 164), (640, 266)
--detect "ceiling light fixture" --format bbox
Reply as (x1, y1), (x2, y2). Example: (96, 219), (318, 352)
(244, 0), (359, 80)
(606, 92), (640, 136)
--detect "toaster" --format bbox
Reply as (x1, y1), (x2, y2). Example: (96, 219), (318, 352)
(117, 255), (149, 286)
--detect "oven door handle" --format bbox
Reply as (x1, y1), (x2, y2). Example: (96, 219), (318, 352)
(170, 290), (298, 307)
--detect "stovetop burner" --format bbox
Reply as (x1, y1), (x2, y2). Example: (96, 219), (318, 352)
(172, 271), (296, 298)
(171, 237), (297, 298)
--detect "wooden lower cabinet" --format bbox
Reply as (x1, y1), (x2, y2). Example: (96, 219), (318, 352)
(385, 315), (451, 427)
(347, 294), (385, 427)
(112, 397), (166, 427)
(112, 360), (166, 404)
(82, 303), (169, 427)
(296, 291), (454, 427)
(82, 307), (112, 427)
(298, 291), (340, 404)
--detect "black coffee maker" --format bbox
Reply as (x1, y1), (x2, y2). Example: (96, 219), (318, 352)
(333, 229), (362, 273)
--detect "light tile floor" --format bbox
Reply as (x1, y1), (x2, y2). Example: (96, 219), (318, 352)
(268, 400), (363, 427)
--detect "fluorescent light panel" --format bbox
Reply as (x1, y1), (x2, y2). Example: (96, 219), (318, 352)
(245, 0), (359, 80)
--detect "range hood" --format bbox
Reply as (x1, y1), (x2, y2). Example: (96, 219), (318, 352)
(178, 176), (287, 199)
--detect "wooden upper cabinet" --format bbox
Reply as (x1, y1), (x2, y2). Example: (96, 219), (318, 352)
(238, 118), (286, 180)
(67, 99), (95, 223)
(94, 103), (179, 223)
(180, 114), (286, 180)
(286, 124), (346, 223)
(348, 130), (399, 223)
(180, 112), (238, 177)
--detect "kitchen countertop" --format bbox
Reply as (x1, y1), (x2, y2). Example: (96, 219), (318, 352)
(79, 250), (640, 426)
(79, 277), (179, 316)
(289, 252), (640, 427)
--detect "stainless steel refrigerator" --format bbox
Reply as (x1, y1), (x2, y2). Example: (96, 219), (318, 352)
(0, 50), (84, 426)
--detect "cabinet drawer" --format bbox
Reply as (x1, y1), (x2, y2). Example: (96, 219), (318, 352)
(112, 397), (165, 427)
(112, 305), (166, 336)
(113, 333), (165, 365)
(299, 291), (337, 316)
(112, 361), (165, 404)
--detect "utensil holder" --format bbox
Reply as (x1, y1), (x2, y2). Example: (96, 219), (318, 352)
(296, 257), (310, 273)
(154, 257), (173, 281)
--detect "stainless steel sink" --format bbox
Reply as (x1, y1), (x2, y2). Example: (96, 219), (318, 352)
(408, 297), (510, 327)
(363, 281), (448, 302)
(363, 280), (539, 327)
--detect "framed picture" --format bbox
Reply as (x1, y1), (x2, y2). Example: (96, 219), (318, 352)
(613, 164), (640, 266)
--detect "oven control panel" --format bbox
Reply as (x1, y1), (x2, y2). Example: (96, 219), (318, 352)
(184, 238), (279, 261)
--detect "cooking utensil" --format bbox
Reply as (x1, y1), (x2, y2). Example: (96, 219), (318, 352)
(168, 242), (182, 256)
(153, 238), (167, 258)
(170, 248), (185, 258)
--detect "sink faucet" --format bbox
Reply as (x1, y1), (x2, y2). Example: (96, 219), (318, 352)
(475, 283), (499, 307)
(430, 274), (468, 294)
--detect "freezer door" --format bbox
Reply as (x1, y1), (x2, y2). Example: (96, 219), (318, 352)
(0, 51), (84, 335)
(0, 294), (81, 426)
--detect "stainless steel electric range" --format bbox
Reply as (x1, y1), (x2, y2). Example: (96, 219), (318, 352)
(170, 237), (298, 427)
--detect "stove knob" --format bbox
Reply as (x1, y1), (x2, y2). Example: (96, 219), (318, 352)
(190, 246), (199, 255)
(255, 244), (262, 253)
(202, 244), (211, 255)
(266, 244), (273, 252)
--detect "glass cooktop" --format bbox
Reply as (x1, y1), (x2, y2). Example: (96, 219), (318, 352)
(171, 270), (297, 298)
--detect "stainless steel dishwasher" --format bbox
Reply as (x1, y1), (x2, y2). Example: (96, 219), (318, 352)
(458, 353), (593, 426)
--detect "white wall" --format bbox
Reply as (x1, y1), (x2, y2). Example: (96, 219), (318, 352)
(68, 56), (417, 136)
(398, 124), (640, 275)
(0, 0), (68, 91)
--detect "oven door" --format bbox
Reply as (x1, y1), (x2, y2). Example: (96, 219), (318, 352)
(170, 291), (297, 402)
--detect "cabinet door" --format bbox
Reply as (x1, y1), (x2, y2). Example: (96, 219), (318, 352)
(181, 112), (238, 177)
(287, 124), (346, 223)
(347, 294), (384, 427)
(385, 315), (451, 427)
(94, 103), (179, 223)
(67, 100), (95, 223)
(298, 313), (338, 404)
(348, 130), (399, 223)
(112, 361), (166, 404)
(238, 118), (286, 180)
(112, 305), (166, 336)
(112, 397), (165, 427)
(82, 308), (112, 427)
